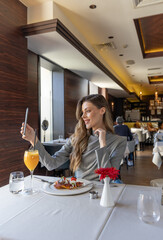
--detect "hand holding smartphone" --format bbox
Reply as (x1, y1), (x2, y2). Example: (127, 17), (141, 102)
(23, 107), (29, 136)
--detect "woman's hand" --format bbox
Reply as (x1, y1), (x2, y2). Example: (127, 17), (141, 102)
(20, 123), (38, 146)
(94, 128), (106, 148)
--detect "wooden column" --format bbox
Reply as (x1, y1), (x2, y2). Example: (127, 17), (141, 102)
(0, 0), (39, 186)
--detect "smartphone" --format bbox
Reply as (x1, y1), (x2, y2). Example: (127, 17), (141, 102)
(23, 107), (29, 136)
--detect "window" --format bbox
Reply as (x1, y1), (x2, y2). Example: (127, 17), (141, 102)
(40, 66), (53, 142)
(39, 57), (64, 142)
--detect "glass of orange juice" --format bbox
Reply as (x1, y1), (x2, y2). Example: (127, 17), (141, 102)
(24, 149), (39, 194)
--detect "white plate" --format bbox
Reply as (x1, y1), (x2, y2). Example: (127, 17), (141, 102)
(41, 179), (93, 196)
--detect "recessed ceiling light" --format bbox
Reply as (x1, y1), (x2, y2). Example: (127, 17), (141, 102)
(89, 4), (96, 9)
(123, 44), (128, 48)
(126, 60), (135, 65)
(108, 36), (114, 39)
(119, 54), (123, 56)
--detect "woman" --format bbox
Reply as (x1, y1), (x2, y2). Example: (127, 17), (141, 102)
(21, 94), (127, 180)
(134, 121), (141, 129)
(147, 122), (157, 132)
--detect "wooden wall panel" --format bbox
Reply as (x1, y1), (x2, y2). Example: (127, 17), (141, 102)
(112, 98), (124, 122)
(64, 69), (88, 138)
(0, 0), (39, 186)
(27, 51), (39, 134)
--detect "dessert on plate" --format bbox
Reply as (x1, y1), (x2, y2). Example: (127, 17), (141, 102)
(54, 176), (83, 190)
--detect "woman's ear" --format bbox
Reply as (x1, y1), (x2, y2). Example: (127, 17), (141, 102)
(100, 107), (106, 115)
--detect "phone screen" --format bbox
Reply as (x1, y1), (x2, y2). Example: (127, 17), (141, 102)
(23, 107), (29, 136)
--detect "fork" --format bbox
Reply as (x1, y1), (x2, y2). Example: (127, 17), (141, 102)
(34, 176), (54, 184)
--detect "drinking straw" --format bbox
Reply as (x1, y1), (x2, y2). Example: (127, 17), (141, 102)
(34, 129), (37, 151)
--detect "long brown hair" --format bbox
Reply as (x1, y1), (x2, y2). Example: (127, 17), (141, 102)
(70, 94), (113, 172)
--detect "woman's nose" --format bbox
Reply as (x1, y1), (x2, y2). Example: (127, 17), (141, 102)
(82, 112), (86, 118)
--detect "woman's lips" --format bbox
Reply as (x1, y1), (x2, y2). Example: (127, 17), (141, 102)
(84, 120), (90, 125)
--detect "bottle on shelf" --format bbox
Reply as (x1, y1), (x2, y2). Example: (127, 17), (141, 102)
(127, 114), (131, 122)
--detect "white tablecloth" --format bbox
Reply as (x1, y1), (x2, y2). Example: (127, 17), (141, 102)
(1, 177), (163, 240)
(142, 128), (150, 139)
(43, 139), (67, 145)
(152, 142), (163, 168)
(0, 176), (125, 240)
(131, 128), (146, 150)
(99, 185), (163, 240)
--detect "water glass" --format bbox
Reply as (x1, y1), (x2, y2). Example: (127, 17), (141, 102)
(58, 135), (63, 142)
(137, 188), (161, 224)
(9, 171), (24, 194)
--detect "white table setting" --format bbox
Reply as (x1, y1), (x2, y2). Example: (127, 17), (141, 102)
(0, 175), (125, 240)
(0, 174), (163, 240)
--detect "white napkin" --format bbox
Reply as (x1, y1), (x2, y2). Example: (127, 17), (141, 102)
(152, 152), (162, 169)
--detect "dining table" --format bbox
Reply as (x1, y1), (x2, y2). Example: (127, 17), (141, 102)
(42, 139), (67, 155)
(0, 176), (163, 240)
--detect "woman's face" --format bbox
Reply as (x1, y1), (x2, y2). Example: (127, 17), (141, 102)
(81, 101), (106, 130)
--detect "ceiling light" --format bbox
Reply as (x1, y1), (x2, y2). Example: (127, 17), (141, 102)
(111, 102), (114, 111)
(139, 82), (143, 100)
(150, 78), (163, 82)
(155, 90), (158, 101)
(148, 67), (161, 70)
(89, 4), (96, 9)
(126, 60), (135, 65)
(139, 91), (143, 100)
(148, 75), (163, 84)
(123, 44), (128, 48)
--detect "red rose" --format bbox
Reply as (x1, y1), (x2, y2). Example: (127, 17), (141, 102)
(95, 167), (119, 181)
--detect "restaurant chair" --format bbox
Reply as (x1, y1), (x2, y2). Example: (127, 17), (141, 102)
(131, 128), (146, 151)
(132, 133), (139, 159)
(123, 140), (135, 169)
(42, 143), (70, 177)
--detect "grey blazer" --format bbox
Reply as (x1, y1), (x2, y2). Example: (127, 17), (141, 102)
(35, 132), (127, 180)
